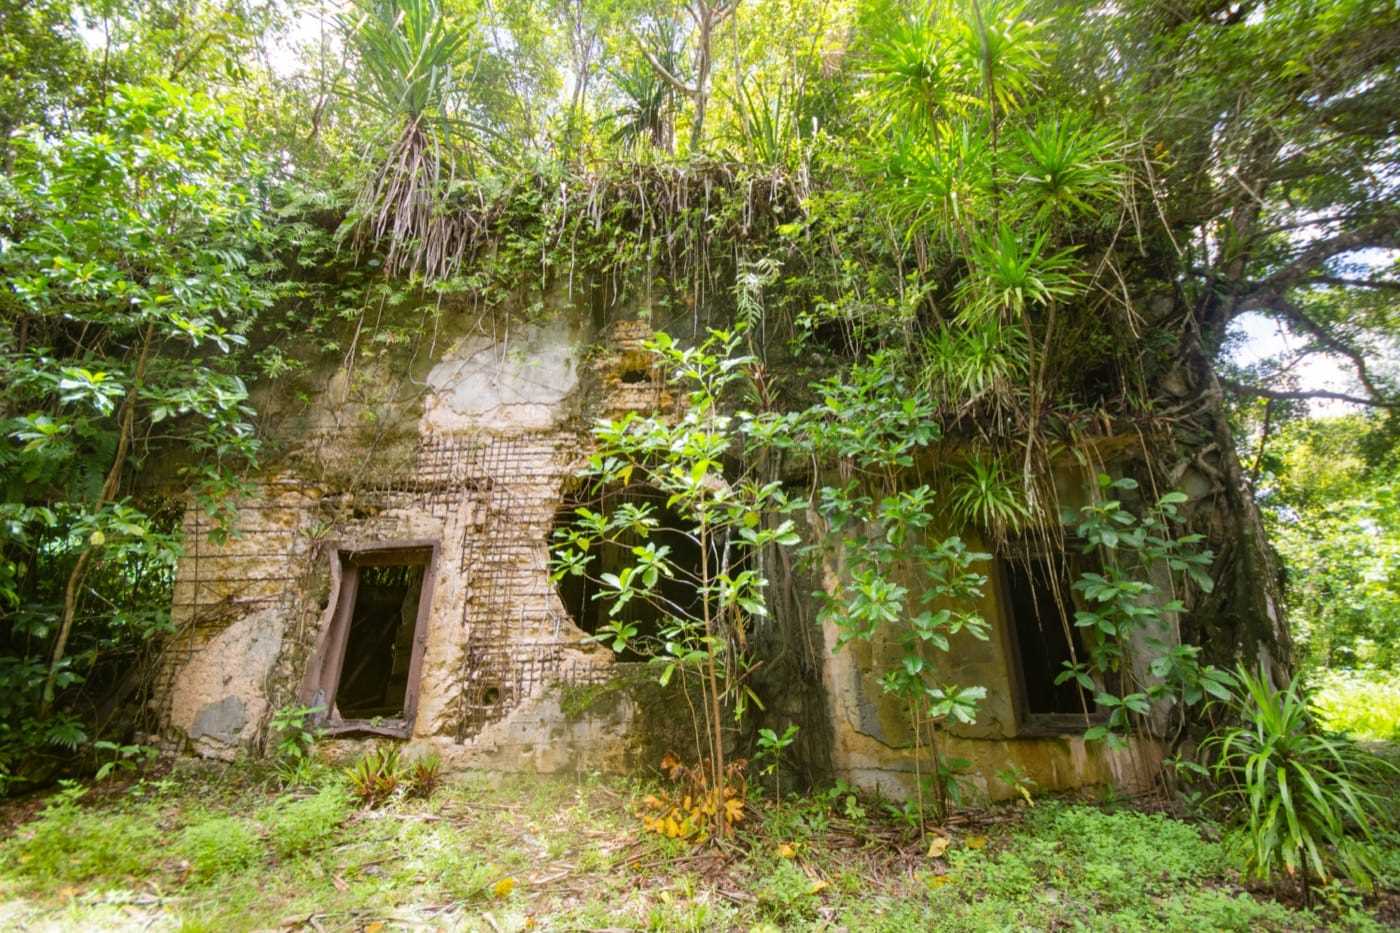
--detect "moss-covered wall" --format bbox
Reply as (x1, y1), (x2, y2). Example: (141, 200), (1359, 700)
(154, 290), (1172, 800)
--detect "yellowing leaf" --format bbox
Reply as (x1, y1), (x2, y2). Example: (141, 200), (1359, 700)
(365, 923), (384, 933)
(807, 880), (829, 895)
(493, 877), (516, 898)
(965, 835), (988, 850)
(926, 835), (950, 858)
(777, 842), (797, 859)
(928, 874), (954, 888)
(724, 797), (745, 823)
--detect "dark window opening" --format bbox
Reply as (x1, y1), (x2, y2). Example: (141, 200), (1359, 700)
(553, 484), (705, 661)
(618, 367), (651, 384)
(336, 563), (424, 720)
(299, 543), (436, 737)
(1002, 555), (1093, 718)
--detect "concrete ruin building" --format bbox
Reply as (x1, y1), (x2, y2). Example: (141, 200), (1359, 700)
(155, 302), (1168, 803)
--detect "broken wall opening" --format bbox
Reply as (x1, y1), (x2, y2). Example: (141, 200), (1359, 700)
(553, 484), (704, 661)
(301, 542), (437, 737)
(337, 563), (424, 719)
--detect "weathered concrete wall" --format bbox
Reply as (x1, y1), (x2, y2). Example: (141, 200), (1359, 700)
(157, 307), (1167, 800)
(157, 315), (655, 768)
(815, 502), (1169, 803)
(420, 317), (584, 433)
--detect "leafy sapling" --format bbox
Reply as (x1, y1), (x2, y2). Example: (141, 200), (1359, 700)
(1061, 476), (1234, 750)
(755, 723), (800, 799)
(270, 703), (325, 786)
(93, 741), (158, 782)
(549, 326), (802, 839)
(798, 355), (994, 830)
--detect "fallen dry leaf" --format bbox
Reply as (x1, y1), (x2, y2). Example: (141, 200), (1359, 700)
(777, 842), (797, 859)
(926, 835), (951, 858)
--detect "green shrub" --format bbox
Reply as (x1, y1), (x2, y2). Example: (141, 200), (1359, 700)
(263, 784), (350, 858)
(3, 784), (159, 886)
(177, 814), (263, 881)
(1202, 666), (1397, 895)
(1140, 888), (1313, 931)
(345, 743), (404, 807)
(937, 803), (1227, 918)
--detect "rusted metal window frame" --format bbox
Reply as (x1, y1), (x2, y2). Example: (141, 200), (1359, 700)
(299, 539), (438, 739)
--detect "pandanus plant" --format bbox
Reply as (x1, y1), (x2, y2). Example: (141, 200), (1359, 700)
(606, 22), (685, 153)
(340, 0), (482, 279)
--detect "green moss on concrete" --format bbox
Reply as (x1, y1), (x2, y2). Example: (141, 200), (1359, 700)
(558, 664), (668, 722)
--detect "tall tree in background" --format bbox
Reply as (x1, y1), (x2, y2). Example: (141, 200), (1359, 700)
(634, 0), (739, 151)
(1080, 0), (1399, 675)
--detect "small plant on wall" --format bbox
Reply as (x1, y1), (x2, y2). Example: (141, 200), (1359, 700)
(550, 325), (801, 839)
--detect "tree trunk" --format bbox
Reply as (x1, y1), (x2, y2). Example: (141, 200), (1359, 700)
(40, 323), (155, 717)
(1163, 333), (1292, 686)
(690, 15), (713, 154)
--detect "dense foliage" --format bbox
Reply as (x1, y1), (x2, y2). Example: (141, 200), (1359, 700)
(0, 4), (1397, 925)
(0, 82), (275, 783)
(1253, 415), (1399, 672)
(0, 0), (1396, 842)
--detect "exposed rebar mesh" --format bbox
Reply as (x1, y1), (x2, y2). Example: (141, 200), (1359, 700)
(154, 431), (623, 746)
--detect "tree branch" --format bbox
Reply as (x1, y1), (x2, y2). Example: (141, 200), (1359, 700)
(1239, 291), (1387, 401)
(1297, 274), (1400, 292)
(1253, 217), (1400, 294)
(1219, 377), (1396, 409)
(632, 29), (696, 98)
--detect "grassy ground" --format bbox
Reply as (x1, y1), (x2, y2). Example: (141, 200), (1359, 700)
(0, 759), (1396, 932)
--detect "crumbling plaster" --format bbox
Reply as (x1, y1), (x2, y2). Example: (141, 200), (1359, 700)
(157, 315), (670, 771)
(421, 317), (584, 434)
(158, 307), (1167, 800)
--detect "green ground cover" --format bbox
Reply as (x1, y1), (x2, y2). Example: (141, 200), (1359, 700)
(1, 761), (1395, 931)
(1313, 670), (1400, 743)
